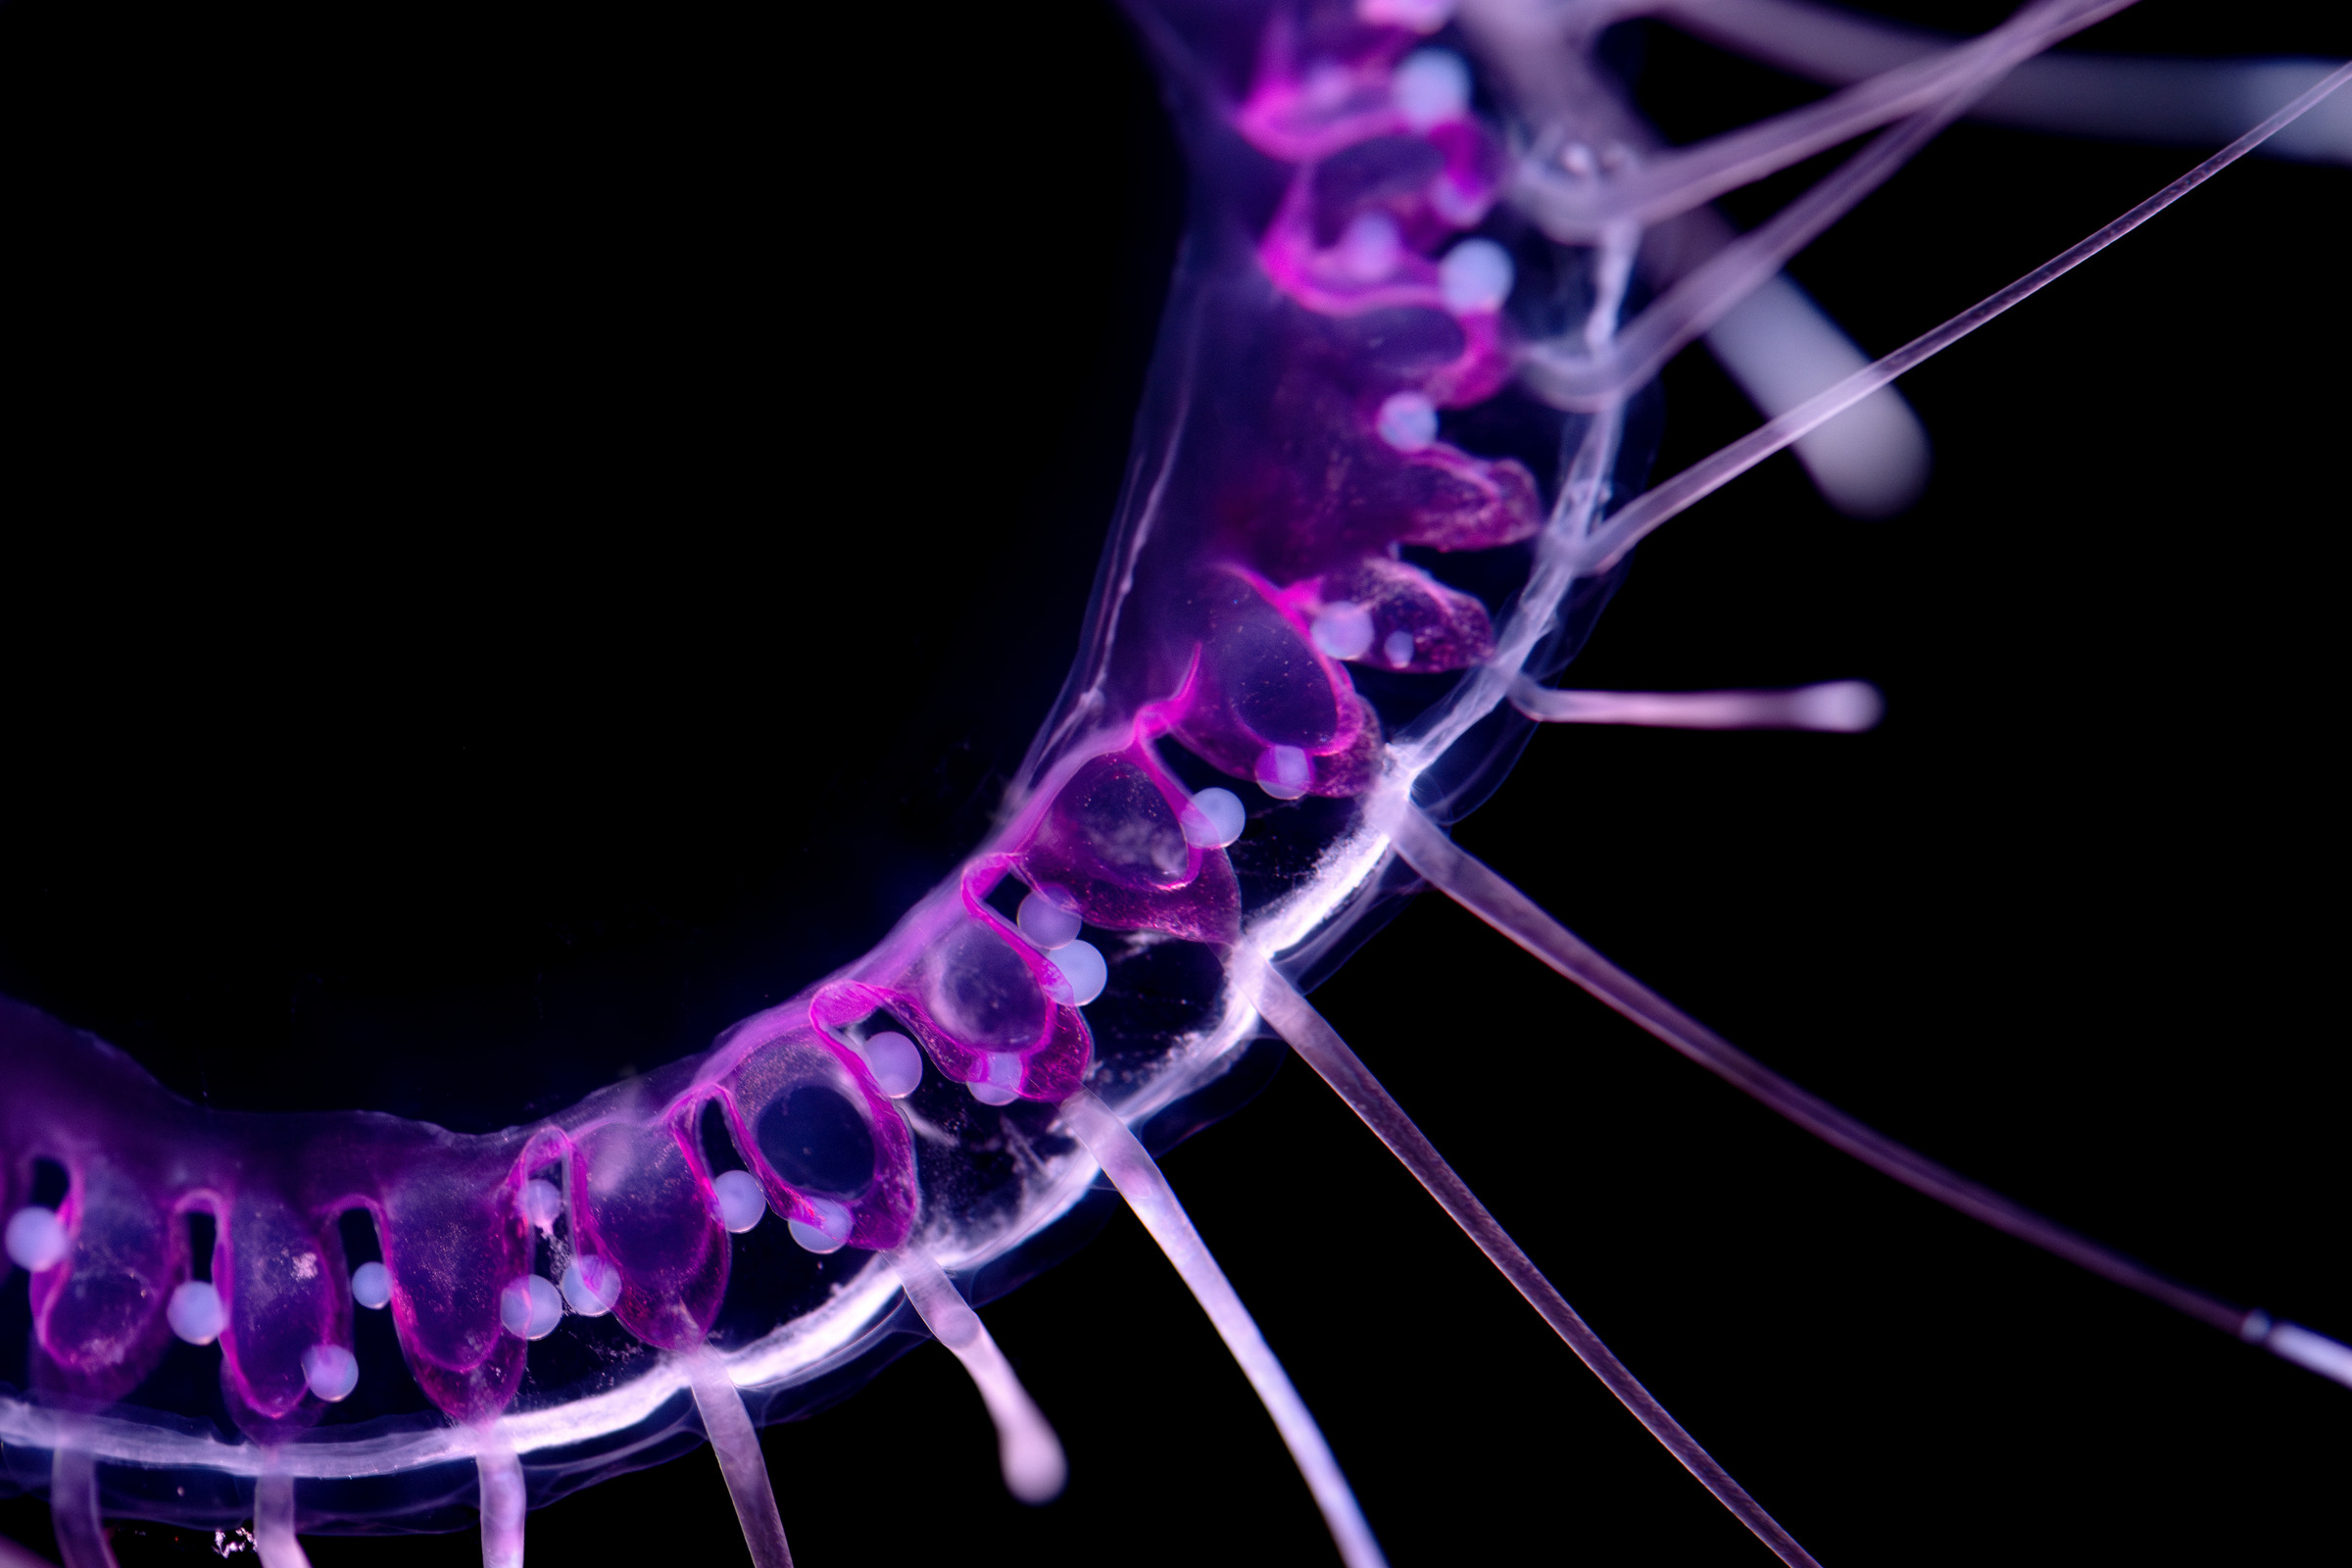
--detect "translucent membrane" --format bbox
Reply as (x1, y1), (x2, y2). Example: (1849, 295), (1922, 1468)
(1384, 803), (2352, 1383)
(685, 1348), (794, 1568)
(1236, 956), (1823, 1568)
(893, 1250), (1068, 1503)
(1058, 1090), (1388, 1568)
(1512, 676), (1884, 731)
(254, 1472), (312, 1568)
(1574, 59), (2352, 573)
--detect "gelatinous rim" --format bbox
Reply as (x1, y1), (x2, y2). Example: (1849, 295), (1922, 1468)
(0, 803), (1396, 1487)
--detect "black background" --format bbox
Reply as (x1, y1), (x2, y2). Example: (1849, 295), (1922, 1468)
(1, 1), (2344, 1563)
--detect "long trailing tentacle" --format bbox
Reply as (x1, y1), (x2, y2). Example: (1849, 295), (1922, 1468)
(1058, 1090), (1389, 1568)
(474, 1440), (527, 1568)
(1519, 101), (1963, 410)
(252, 1473), (312, 1568)
(46, 1449), (113, 1568)
(684, 1348), (794, 1568)
(1464, 0), (1937, 517)
(1571, 59), (2352, 572)
(1655, 0), (2352, 166)
(1234, 954), (1824, 1568)
(1511, 676), (1884, 731)
(1500, 0), (2135, 238)
(1382, 800), (2352, 1390)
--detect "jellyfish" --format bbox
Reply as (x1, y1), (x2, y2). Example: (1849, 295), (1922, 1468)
(0, 2), (2344, 1566)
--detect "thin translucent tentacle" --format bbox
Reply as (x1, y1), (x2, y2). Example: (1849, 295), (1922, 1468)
(892, 1250), (1068, 1504)
(1504, 0), (2133, 238)
(684, 1348), (794, 1568)
(1511, 676), (1884, 731)
(475, 1443), (526, 1568)
(1573, 58), (2352, 572)
(1520, 103), (1960, 410)
(1235, 955), (1826, 1568)
(47, 1449), (114, 1568)
(1383, 803), (2352, 1384)
(252, 1472), (312, 1568)
(1656, 0), (2352, 166)
(1058, 1090), (1388, 1568)
(1463, 0), (1933, 515)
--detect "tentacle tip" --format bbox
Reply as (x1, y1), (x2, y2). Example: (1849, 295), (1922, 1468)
(1794, 390), (1932, 518)
(1004, 1437), (1069, 1505)
(1795, 680), (1885, 732)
